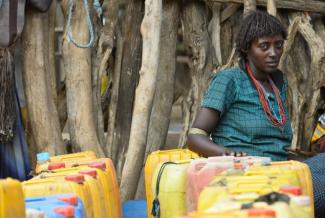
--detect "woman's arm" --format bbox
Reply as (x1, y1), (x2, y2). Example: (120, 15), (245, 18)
(187, 108), (245, 157)
(187, 108), (228, 157)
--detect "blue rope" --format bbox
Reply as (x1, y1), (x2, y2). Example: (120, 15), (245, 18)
(93, 0), (103, 19)
(65, 0), (95, 48)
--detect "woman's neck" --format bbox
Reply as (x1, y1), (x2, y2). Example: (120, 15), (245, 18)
(247, 61), (268, 82)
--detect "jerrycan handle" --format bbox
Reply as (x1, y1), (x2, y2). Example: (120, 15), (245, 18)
(151, 161), (176, 217)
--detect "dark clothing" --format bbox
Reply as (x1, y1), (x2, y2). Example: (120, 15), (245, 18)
(0, 90), (31, 180)
(304, 153), (325, 218)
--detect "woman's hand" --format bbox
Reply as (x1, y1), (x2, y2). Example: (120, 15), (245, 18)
(223, 148), (247, 157)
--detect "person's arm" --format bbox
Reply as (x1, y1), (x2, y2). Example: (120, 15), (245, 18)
(187, 108), (226, 157)
(187, 108), (246, 157)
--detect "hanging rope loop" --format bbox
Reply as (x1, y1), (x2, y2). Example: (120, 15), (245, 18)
(65, 0), (96, 48)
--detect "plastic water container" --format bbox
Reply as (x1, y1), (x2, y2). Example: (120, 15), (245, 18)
(186, 156), (272, 212)
(33, 167), (107, 218)
(270, 161), (313, 198)
(145, 149), (199, 218)
(35, 151), (97, 174)
(25, 194), (86, 218)
(0, 178), (25, 218)
(87, 160), (122, 218)
(197, 174), (301, 211)
(55, 157), (122, 218)
(183, 210), (276, 218)
(23, 175), (93, 218)
(151, 160), (191, 218)
(35, 152), (50, 174)
(35, 158), (121, 218)
(186, 159), (236, 212)
(62, 158), (122, 218)
(279, 186), (313, 218)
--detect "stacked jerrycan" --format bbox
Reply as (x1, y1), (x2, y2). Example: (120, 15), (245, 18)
(0, 178), (26, 218)
(195, 158), (314, 218)
(23, 151), (122, 218)
(145, 149), (199, 218)
(182, 190), (312, 218)
(25, 194), (86, 218)
(147, 149), (314, 218)
(186, 156), (272, 212)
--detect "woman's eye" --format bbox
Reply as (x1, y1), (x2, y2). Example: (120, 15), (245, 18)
(276, 42), (283, 49)
(260, 43), (268, 50)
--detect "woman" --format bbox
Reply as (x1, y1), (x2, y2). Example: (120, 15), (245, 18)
(187, 10), (292, 161)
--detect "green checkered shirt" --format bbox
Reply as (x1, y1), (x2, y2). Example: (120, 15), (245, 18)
(202, 66), (292, 161)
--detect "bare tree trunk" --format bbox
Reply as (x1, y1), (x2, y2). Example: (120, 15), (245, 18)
(206, 0), (325, 14)
(108, 0), (144, 180)
(135, 0), (180, 199)
(48, 0), (58, 105)
(279, 13), (325, 151)
(107, 24), (123, 158)
(244, 0), (256, 16)
(267, 0), (277, 16)
(178, 0), (217, 147)
(208, 3), (222, 65)
(220, 9), (242, 65)
(22, 9), (65, 155)
(61, 1), (104, 156)
(221, 3), (241, 22)
(120, 0), (163, 202)
(91, 35), (106, 151)
(90, 0), (120, 155)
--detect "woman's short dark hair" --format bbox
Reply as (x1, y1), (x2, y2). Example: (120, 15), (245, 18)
(235, 10), (287, 60)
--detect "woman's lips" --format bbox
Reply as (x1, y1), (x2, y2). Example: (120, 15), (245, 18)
(265, 61), (278, 67)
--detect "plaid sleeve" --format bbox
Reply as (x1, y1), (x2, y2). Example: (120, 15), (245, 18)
(202, 71), (237, 115)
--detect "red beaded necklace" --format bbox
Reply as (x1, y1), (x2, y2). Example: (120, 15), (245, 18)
(245, 63), (286, 127)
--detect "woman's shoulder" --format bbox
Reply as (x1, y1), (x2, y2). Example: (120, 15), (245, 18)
(213, 67), (245, 80)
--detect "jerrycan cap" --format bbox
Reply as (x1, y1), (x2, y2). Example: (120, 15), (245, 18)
(234, 162), (243, 169)
(58, 195), (78, 205)
(48, 162), (66, 170)
(64, 174), (85, 183)
(37, 152), (50, 161)
(248, 208), (276, 217)
(79, 169), (97, 178)
(279, 186), (302, 196)
(291, 196), (310, 206)
(54, 206), (75, 217)
(88, 161), (106, 171)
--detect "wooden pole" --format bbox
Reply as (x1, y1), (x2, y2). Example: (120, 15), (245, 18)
(120, 0), (163, 202)
(205, 0), (325, 14)
(267, 0), (277, 16)
(244, 0), (256, 16)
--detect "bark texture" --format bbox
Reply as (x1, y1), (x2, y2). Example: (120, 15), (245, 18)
(62, 1), (104, 156)
(108, 0), (144, 180)
(22, 9), (65, 155)
(243, 0), (256, 16)
(279, 13), (325, 151)
(135, 0), (180, 199)
(178, 0), (217, 147)
(120, 0), (163, 202)
(206, 0), (325, 14)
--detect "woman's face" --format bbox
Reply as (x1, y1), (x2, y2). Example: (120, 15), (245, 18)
(246, 34), (284, 75)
